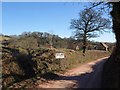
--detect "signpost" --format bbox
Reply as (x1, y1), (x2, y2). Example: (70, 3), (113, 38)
(55, 53), (64, 59)
(55, 53), (65, 70)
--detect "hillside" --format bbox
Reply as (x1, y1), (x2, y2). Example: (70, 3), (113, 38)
(2, 46), (110, 89)
(1, 33), (112, 89)
(0, 35), (10, 41)
(1, 32), (115, 51)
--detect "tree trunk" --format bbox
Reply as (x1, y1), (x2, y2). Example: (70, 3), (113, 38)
(102, 2), (120, 88)
(83, 32), (87, 56)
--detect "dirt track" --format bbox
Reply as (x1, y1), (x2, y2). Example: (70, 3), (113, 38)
(37, 57), (108, 88)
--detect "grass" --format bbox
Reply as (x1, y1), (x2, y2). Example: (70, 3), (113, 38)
(60, 49), (110, 71)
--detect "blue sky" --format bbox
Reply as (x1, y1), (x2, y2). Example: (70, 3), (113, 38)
(2, 2), (115, 42)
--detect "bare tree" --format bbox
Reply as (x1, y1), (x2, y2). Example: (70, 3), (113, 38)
(70, 9), (111, 55)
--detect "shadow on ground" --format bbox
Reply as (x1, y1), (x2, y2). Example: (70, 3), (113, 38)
(42, 58), (107, 88)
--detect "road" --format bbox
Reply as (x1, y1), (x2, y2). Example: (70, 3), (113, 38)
(36, 57), (108, 88)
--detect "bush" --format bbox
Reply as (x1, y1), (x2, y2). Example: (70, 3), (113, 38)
(31, 48), (60, 74)
(2, 47), (35, 88)
(2, 47), (25, 88)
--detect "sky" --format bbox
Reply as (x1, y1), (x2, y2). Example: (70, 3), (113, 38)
(2, 2), (116, 42)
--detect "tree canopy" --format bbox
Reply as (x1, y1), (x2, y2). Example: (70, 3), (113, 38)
(70, 9), (111, 55)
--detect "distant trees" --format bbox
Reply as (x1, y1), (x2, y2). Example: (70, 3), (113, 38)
(8, 32), (70, 50)
(70, 9), (111, 55)
(18, 37), (38, 53)
(5, 31), (114, 52)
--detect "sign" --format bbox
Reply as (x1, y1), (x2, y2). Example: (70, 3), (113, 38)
(55, 53), (65, 59)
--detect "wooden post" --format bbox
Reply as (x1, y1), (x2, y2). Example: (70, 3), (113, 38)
(59, 59), (61, 70)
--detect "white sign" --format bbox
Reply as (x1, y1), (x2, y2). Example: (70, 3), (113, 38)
(55, 53), (65, 59)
